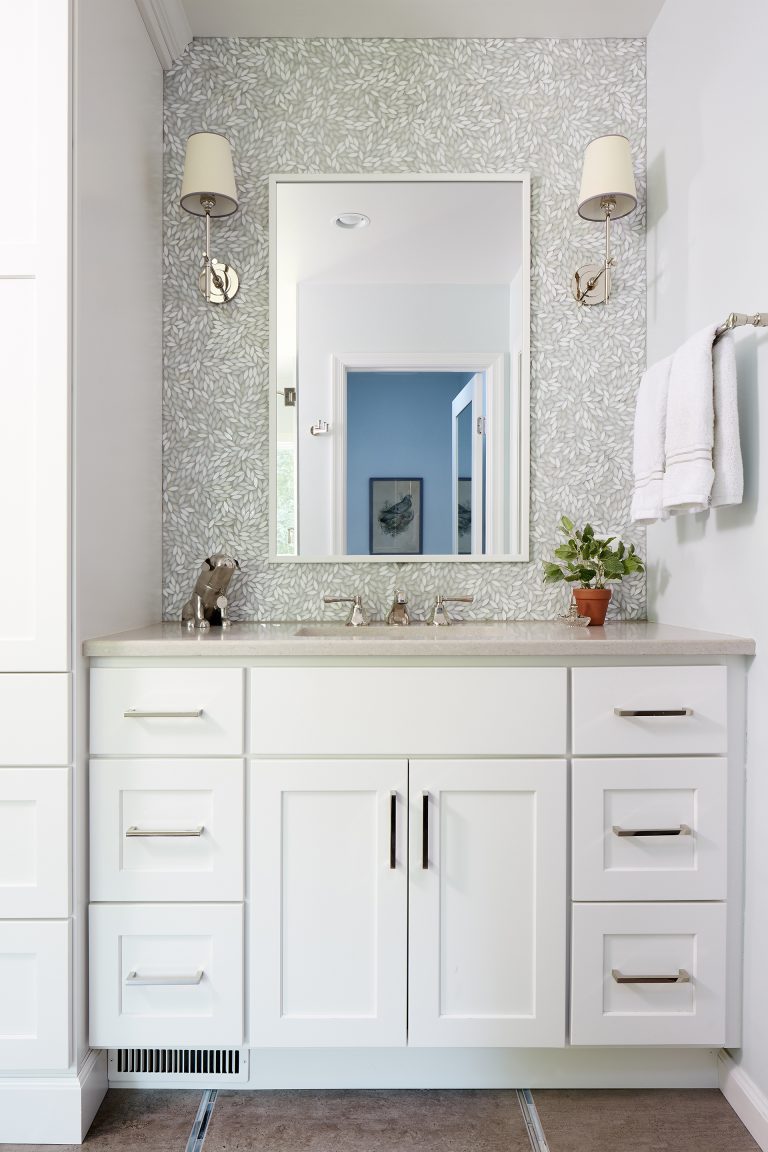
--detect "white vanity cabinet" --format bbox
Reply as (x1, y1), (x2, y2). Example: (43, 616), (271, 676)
(569, 665), (732, 1047)
(85, 623), (751, 1087)
(250, 756), (566, 1049)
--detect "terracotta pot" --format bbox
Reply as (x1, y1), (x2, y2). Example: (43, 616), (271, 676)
(573, 587), (611, 627)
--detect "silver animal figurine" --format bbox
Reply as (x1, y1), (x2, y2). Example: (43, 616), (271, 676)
(181, 553), (240, 630)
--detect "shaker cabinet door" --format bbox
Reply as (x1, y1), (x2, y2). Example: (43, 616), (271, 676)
(250, 759), (408, 1047)
(408, 759), (567, 1047)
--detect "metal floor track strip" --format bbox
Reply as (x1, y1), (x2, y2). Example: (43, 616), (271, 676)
(186, 1088), (218, 1152)
(517, 1089), (551, 1152)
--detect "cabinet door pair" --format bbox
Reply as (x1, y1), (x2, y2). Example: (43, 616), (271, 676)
(250, 758), (566, 1048)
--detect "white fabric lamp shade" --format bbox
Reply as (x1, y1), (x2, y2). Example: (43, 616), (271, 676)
(180, 131), (238, 217)
(577, 134), (637, 221)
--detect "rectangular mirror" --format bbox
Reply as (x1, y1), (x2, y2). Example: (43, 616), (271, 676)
(270, 174), (530, 562)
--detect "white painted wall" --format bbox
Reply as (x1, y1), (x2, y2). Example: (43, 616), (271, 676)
(647, 0), (768, 1114)
(73, 0), (163, 1064)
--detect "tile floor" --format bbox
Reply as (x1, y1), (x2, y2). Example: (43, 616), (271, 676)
(3, 1087), (760, 1152)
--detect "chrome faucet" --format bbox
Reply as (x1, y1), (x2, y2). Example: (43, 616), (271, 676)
(426, 593), (474, 626)
(387, 590), (410, 626)
(323, 594), (369, 627)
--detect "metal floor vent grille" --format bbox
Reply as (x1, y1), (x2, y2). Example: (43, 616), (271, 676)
(109, 1048), (248, 1084)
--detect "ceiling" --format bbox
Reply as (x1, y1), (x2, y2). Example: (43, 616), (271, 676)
(181, 0), (665, 39)
(276, 179), (523, 286)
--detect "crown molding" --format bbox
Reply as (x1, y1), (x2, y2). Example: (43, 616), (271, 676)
(134, 0), (192, 69)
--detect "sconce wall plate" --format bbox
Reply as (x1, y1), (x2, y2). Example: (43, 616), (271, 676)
(198, 258), (239, 304)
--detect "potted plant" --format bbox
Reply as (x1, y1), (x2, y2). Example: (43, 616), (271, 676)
(543, 516), (644, 626)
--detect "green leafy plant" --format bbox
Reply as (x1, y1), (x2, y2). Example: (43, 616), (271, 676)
(543, 516), (644, 589)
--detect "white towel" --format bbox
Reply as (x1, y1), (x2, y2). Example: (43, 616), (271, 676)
(630, 354), (672, 525)
(662, 325), (717, 515)
(710, 332), (743, 507)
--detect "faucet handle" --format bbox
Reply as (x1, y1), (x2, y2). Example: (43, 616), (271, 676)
(323, 594), (369, 627)
(427, 593), (474, 626)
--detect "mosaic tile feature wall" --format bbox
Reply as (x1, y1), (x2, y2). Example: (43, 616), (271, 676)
(163, 38), (646, 621)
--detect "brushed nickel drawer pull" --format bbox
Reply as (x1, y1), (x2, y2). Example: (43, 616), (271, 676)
(612, 968), (690, 984)
(614, 708), (693, 717)
(124, 709), (204, 719)
(126, 826), (205, 838)
(126, 969), (204, 986)
(613, 824), (691, 838)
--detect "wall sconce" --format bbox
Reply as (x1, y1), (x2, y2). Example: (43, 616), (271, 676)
(572, 134), (637, 306)
(180, 131), (240, 304)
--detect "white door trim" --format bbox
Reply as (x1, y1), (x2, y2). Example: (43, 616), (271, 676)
(331, 352), (506, 557)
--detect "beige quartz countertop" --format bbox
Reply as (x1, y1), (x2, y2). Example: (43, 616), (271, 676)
(84, 620), (755, 658)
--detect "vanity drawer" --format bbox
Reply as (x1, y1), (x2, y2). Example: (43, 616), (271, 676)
(0, 768), (70, 917)
(90, 760), (244, 902)
(249, 667), (566, 756)
(570, 902), (726, 1046)
(90, 668), (244, 755)
(572, 758), (727, 901)
(89, 903), (243, 1048)
(572, 666), (727, 755)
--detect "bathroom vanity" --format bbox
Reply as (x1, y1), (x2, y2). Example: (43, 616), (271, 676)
(83, 620), (753, 1089)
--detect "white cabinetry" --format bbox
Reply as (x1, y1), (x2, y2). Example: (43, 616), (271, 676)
(570, 666), (731, 1047)
(0, 921), (70, 1071)
(88, 653), (743, 1075)
(251, 759), (408, 1047)
(408, 759), (566, 1047)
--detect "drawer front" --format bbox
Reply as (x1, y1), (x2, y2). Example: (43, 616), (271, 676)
(572, 758), (727, 901)
(89, 903), (243, 1048)
(0, 920), (70, 1070)
(91, 668), (244, 755)
(250, 667), (566, 756)
(90, 760), (244, 902)
(0, 768), (70, 917)
(0, 674), (69, 765)
(572, 666), (727, 755)
(571, 902), (726, 1046)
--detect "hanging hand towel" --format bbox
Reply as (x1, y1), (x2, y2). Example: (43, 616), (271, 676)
(662, 325), (717, 515)
(631, 354), (673, 525)
(710, 332), (744, 507)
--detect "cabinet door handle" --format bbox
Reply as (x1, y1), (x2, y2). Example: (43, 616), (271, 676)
(613, 824), (691, 838)
(389, 792), (397, 869)
(126, 826), (205, 838)
(422, 792), (429, 870)
(613, 708), (693, 717)
(612, 968), (690, 984)
(124, 709), (204, 719)
(125, 969), (204, 986)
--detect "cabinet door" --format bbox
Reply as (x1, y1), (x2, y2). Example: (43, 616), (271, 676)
(250, 759), (408, 1047)
(0, 0), (69, 672)
(0, 921), (70, 1070)
(0, 768), (69, 917)
(409, 759), (566, 1047)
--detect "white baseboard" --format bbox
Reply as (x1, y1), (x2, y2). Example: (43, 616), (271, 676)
(0, 1049), (108, 1144)
(719, 1050), (768, 1152)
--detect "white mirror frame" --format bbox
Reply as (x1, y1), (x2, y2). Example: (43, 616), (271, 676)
(268, 173), (531, 563)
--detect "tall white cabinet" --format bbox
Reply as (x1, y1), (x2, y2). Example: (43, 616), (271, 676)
(0, 0), (162, 1142)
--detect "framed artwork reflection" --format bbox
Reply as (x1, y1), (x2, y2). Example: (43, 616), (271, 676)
(369, 478), (423, 555)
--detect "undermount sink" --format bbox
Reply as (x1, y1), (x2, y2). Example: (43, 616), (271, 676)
(293, 622), (501, 638)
